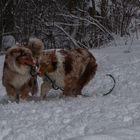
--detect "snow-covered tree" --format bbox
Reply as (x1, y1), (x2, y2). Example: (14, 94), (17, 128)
(0, 0), (140, 50)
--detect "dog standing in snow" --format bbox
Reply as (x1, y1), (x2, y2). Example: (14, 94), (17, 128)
(2, 47), (36, 101)
(2, 37), (44, 101)
(38, 48), (97, 98)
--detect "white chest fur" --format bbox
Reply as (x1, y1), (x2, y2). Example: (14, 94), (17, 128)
(11, 73), (31, 89)
(10, 61), (31, 88)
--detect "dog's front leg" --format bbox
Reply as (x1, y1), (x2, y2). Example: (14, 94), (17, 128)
(41, 82), (51, 99)
(5, 84), (17, 101)
(20, 83), (31, 101)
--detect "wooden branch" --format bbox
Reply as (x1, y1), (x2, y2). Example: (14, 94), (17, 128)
(0, 31), (17, 37)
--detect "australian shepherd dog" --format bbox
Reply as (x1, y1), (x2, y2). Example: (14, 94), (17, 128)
(2, 37), (44, 102)
(38, 48), (97, 98)
(2, 47), (36, 101)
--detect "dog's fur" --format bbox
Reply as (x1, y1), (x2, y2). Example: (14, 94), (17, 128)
(38, 48), (97, 98)
(27, 37), (44, 95)
(2, 47), (36, 101)
(28, 37), (44, 60)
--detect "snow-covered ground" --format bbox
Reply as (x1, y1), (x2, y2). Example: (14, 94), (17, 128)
(0, 34), (140, 140)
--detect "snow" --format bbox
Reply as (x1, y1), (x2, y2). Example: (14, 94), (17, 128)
(68, 135), (121, 140)
(0, 34), (140, 140)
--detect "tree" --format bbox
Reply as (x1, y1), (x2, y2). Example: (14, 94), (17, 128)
(1, 0), (139, 50)
(101, 0), (108, 26)
(0, 0), (15, 51)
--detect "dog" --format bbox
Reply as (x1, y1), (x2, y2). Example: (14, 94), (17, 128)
(27, 37), (44, 95)
(38, 48), (97, 98)
(2, 47), (36, 101)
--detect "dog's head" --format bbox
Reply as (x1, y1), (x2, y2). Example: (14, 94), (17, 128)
(38, 50), (57, 76)
(6, 47), (35, 67)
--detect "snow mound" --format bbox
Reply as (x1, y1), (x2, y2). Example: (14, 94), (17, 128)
(0, 35), (140, 140)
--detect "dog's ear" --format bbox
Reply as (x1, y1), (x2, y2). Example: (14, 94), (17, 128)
(9, 48), (21, 57)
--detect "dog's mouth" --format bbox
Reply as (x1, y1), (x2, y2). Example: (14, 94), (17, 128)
(16, 56), (35, 67)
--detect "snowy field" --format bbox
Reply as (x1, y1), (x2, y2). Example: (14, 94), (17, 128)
(0, 34), (140, 140)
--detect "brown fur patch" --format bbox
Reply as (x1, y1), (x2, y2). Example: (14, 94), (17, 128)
(59, 50), (73, 75)
(78, 60), (97, 90)
(59, 49), (73, 75)
(51, 52), (57, 72)
(16, 55), (35, 66)
(64, 54), (73, 75)
(38, 50), (58, 75)
(75, 48), (83, 54)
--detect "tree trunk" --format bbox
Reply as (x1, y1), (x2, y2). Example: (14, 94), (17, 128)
(68, 0), (77, 13)
(0, 0), (3, 51)
(101, 0), (108, 26)
(3, 0), (14, 33)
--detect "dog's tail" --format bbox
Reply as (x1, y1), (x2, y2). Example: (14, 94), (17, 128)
(28, 37), (44, 58)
